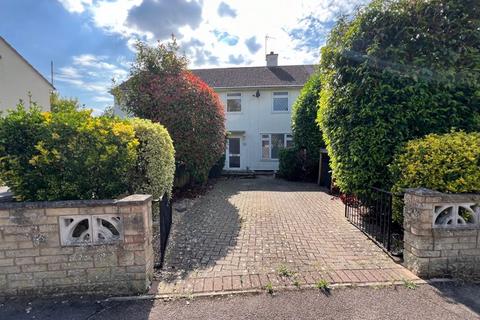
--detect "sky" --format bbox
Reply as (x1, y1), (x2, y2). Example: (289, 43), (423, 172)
(0, 0), (369, 113)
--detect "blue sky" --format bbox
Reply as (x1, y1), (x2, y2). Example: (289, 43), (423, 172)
(0, 0), (368, 113)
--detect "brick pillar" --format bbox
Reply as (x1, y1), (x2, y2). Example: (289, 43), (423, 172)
(403, 188), (480, 278)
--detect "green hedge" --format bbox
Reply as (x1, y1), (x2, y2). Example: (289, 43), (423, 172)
(0, 105), (138, 201)
(390, 131), (480, 222)
(317, 0), (480, 195)
(291, 72), (323, 180)
(129, 118), (175, 199)
(0, 105), (176, 202)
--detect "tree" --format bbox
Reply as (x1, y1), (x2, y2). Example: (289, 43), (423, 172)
(318, 0), (480, 194)
(114, 38), (226, 185)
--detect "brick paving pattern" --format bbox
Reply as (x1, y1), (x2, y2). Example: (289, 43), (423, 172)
(152, 176), (418, 295)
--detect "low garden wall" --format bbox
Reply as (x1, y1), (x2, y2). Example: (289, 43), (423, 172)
(0, 194), (154, 296)
(403, 188), (480, 278)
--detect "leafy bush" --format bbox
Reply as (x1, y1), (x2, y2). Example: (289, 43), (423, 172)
(115, 39), (226, 186)
(291, 72), (324, 179)
(278, 148), (304, 181)
(390, 131), (480, 222)
(318, 0), (480, 194)
(129, 118), (175, 199)
(0, 105), (138, 201)
(209, 154), (226, 179)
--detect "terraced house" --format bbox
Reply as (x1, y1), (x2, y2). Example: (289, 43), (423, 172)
(192, 52), (314, 172)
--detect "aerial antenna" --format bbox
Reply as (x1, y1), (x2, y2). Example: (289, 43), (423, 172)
(265, 35), (276, 56)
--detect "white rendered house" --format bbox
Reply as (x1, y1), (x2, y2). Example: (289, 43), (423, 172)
(0, 36), (54, 112)
(192, 53), (314, 171)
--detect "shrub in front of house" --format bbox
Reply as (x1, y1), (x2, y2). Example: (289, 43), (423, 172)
(115, 39), (226, 187)
(129, 118), (175, 199)
(290, 72), (324, 180)
(278, 148), (304, 181)
(0, 105), (138, 201)
(317, 0), (480, 195)
(390, 131), (480, 223)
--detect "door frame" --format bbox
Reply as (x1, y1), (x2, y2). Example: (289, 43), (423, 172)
(226, 136), (242, 170)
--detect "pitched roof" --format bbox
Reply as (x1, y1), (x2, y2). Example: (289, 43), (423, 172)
(191, 65), (316, 89)
(0, 36), (55, 90)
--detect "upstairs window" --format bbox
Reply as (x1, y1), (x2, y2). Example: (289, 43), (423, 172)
(272, 92), (289, 112)
(227, 92), (242, 112)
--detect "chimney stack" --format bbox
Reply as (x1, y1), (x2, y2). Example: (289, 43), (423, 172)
(266, 51), (278, 67)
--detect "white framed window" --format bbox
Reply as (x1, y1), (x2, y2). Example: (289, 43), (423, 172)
(272, 92), (289, 112)
(226, 92), (242, 112)
(261, 133), (294, 160)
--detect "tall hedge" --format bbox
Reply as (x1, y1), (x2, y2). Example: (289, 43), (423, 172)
(390, 131), (480, 222)
(129, 118), (175, 199)
(292, 72), (323, 157)
(115, 39), (226, 185)
(0, 105), (138, 201)
(318, 0), (480, 194)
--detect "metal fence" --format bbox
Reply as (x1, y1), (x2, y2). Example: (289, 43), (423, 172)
(153, 194), (172, 268)
(344, 187), (404, 256)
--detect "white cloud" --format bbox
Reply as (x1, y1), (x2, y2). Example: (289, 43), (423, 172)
(59, 0), (369, 68)
(57, 0), (93, 13)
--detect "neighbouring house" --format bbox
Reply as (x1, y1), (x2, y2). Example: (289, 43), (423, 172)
(191, 53), (314, 171)
(113, 52), (314, 172)
(0, 36), (54, 112)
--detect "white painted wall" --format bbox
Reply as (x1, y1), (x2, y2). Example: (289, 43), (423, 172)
(217, 87), (300, 171)
(0, 38), (53, 112)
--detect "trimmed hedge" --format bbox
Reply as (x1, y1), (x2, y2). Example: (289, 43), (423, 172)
(0, 105), (138, 201)
(318, 0), (480, 194)
(0, 105), (177, 202)
(129, 118), (175, 199)
(390, 131), (480, 222)
(291, 72), (324, 179)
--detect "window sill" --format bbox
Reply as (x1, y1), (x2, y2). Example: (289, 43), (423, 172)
(227, 112), (243, 115)
(271, 111), (289, 114)
(260, 159), (279, 162)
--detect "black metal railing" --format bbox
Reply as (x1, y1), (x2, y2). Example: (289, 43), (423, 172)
(153, 194), (172, 268)
(344, 187), (404, 256)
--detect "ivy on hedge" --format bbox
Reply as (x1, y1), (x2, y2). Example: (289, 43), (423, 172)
(317, 0), (480, 194)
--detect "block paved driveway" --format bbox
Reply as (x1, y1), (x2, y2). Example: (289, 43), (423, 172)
(153, 176), (418, 295)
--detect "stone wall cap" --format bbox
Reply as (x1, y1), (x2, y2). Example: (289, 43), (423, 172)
(0, 194), (152, 210)
(405, 188), (443, 196)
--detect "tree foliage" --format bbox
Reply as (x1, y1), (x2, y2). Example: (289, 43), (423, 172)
(115, 38), (226, 185)
(318, 0), (480, 194)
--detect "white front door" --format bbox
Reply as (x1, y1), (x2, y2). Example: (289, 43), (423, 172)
(227, 137), (241, 169)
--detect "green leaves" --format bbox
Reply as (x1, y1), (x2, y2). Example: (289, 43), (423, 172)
(317, 0), (480, 195)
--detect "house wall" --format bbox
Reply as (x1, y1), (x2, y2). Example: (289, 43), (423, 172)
(0, 38), (52, 112)
(217, 87), (300, 171)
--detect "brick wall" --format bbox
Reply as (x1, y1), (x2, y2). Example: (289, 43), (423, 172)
(0, 195), (154, 296)
(403, 188), (480, 278)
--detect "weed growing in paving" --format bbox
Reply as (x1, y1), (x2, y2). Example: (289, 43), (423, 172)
(265, 282), (274, 295)
(316, 279), (331, 295)
(402, 279), (418, 290)
(277, 264), (295, 278)
(293, 280), (301, 288)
